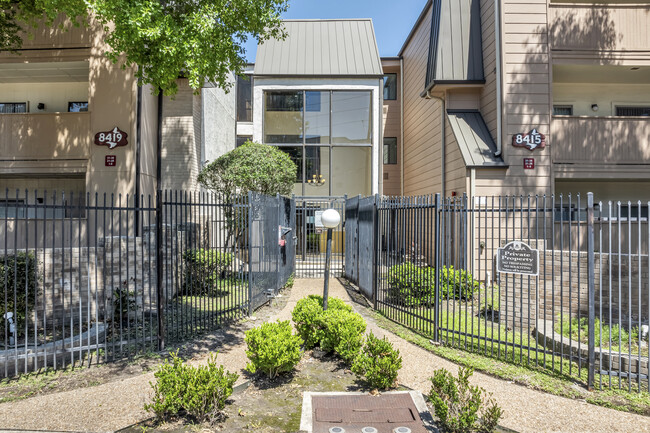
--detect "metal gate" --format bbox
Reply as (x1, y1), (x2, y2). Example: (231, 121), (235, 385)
(294, 196), (345, 278)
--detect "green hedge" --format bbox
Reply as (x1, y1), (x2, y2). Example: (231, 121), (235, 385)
(181, 249), (234, 296)
(387, 262), (480, 307)
(1, 252), (39, 337)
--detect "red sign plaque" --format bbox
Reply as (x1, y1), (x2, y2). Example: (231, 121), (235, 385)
(95, 127), (128, 149)
(513, 128), (545, 151)
(105, 155), (117, 167)
(523, 158), (535, 169)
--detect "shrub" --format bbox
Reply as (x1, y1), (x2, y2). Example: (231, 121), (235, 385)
(440, 266), (480, 301)
(111, 278), (138, 324)
(352, 332), (402, 390)
(307, 233), (321, 252)
(245, 320), (303, 379)
(428, 367), (502, 433)
(387, 262), (436, 307)
(291, 295), (352, 349)
(145, 351), (238, 424)
(182, 249), (234, 296)
(319, 309), (367, 364)
(0, 252), (39, 337)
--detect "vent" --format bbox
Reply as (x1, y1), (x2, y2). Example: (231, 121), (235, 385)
(394, 428), (412, 433)
(329, 428), (345, 433)
(362, 428), (378, 433)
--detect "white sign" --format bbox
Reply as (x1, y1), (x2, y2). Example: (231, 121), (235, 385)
(314, 210), (324, 228)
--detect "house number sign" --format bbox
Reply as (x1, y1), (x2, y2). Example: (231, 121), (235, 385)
(497, 241), (539, 276)
(94, 127), (128, 149)
(512, 128), (545, 151)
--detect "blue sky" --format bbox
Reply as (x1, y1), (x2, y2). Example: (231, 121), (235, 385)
(242, 0), (428, 61)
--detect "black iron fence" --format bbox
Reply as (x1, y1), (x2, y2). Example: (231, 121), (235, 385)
(1, 189), (294, 377)
(346, 193), (649, 393)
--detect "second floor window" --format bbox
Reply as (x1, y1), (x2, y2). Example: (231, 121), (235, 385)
(615, 106), (650, 117)
(384, 137), (397, 164)
(383, 74), (397, 100)
(553, 105), (573, 116)
(236, 75), (253, 122)
(0, 102), (27, 113)
(68, 102), (88, 112)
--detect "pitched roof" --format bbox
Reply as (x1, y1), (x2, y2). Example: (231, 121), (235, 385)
(425, 0), (485, 91)
(446, 110), (506, 168)
(254, 19), (383, 77)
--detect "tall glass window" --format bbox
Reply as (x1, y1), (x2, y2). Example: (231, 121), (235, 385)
(383, 137), (397, 164)
(383, 74), (397, 100)
(331, 91), (372, 145)
(305, 91), (330, 144)
(264, 91), (303, 144)
(236, 75), (253, 122)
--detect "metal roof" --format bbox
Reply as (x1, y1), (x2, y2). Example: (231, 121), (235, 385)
(254, 19), (383, 77)
(446, 110), (506, 168)
(425, 0), (485, 91)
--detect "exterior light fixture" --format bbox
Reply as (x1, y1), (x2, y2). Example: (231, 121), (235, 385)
(321, 208), (341, 310)
(591, 104), (599, 112)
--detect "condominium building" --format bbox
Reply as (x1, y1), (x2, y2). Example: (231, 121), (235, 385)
(391, 0), (650, 203)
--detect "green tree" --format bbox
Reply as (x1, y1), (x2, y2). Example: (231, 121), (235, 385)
(1, 0), (288, 95)
(198, 140), (297, 197)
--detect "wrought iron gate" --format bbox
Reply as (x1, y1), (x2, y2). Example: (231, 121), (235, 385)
(294, 196), (346, 278)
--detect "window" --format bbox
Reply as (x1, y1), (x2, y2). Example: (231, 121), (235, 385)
(305, 91), (329, 144)
(615, 106), (650, 117)
(331, 91), (372, 145)
(553, 105), (573, 116)
(383, 137), (397, 164)
(236, 75), (253, 122)
(0, 102), (27, 113)
(236, 136), (252, 147)
(68, 102), (88, 112)
(383, 74), (397, 100)
(264, 91), (303, 144)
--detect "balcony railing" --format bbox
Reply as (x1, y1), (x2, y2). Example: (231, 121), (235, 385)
(549, 4), (650, 53)
(551, 115), (650, 164)
(0, 112), (91, 160)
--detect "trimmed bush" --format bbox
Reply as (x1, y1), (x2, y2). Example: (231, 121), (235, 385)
(319, 309), (367, 364)
(245, 320), (303, 379)
(352, 332), (402, 390)
(387, 262), (481, 306)
(0, 252), (39, 337)
(428, 366), (502, 433)
(291, 295), (352, 349)
(145, 351), (238, 424)
(182, 249), (234, 296)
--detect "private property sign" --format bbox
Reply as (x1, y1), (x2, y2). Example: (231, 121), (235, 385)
(497, 241), (539, 276)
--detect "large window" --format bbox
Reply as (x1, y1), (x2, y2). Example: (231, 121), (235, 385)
(383, 137), (397, 164)
(615, 106), (650, 116)
(0, 102), (27, 113)
(331, 91), (372, 145)
(383, 74), (397, 100)
(264, 91), (303, 144)
(236, 75), (253, 122)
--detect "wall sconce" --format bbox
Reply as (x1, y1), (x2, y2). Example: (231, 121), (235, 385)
(37, 103), (45, 110)
(591, 104), (599, 112)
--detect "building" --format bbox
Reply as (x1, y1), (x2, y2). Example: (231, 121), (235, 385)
(234, 19), (384, 198)
(392, 0), (650, 203)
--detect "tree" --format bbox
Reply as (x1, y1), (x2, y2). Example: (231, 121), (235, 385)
(198, 140), (297, 197)
(1, 0), (288, 95)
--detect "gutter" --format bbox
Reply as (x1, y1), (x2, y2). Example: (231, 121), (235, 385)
(400, 57), (404, 196)
(494, 0), (503, 157)
(135, 81), (142, 236)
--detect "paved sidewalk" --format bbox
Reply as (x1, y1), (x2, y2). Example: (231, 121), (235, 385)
(0, 278), (648, 433)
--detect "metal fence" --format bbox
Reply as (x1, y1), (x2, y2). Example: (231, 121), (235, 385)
(294, 196), (345, 278)
(348, 193), (649, 392)
(0, 189), (294, 377)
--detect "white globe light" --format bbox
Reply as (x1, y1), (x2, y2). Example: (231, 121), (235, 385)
(321, 208), (341, 229)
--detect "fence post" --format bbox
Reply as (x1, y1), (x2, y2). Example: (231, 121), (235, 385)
(276, 193), (281, 295)
(433, 193), (441, 341)
(372, 194), (380, 309)
(587, 192), (596, 390)
(247, 191), (254, 316)
(155, 190), (165, 351)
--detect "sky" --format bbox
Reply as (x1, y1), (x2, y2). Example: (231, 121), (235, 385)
(242, 0), (428, 62)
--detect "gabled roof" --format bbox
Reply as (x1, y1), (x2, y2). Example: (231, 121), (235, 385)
(254, 19), (383, 77)
(446, 110), (506, 168)
(424, 0), (485, 91)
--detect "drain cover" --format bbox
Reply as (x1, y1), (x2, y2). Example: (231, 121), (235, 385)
(307, 392), (430, 433)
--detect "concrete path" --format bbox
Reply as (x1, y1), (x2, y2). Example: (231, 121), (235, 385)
(0, 278), (648, 433)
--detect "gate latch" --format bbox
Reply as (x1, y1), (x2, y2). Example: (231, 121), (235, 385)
(279, 225), (292, 247)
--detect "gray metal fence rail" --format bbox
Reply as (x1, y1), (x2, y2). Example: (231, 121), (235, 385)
(1, 189), (294, 377)
(347, 193), (649, 393)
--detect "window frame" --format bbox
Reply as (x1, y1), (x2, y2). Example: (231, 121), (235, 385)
(0, 102), (28, 114)
(383, 137), (398, 165)
(614, 105), (650, 117)
(383, 74), (397, 100)
(552, 104), (573, 116)
(236, 74), (254, 122)
(68, 101), (88, 112)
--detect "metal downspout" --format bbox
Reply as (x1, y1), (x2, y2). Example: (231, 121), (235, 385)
(495, 0), (503, 157)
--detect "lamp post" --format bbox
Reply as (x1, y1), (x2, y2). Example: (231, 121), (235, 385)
(321, 208), (341, 310)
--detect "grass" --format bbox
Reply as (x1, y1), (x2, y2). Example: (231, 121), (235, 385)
(555, 316), (645, 355)
(370, 305), (650, 415)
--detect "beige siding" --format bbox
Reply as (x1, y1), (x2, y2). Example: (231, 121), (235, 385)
(480, 0), (498, 138)
(402, 3), (444, 196)
(500, 0), (552, 195)
(161, 79), (202, 191)
(382, 64), (401, 196)
(550, 4), (650, 55)
(18, 16), (93, 49)
(444, 115), (467, 196)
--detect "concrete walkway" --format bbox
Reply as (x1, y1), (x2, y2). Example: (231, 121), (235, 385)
(0, 278), (648, 433)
